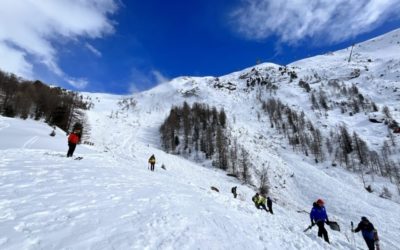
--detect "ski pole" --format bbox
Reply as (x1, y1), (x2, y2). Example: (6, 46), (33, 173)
(351, 221), (356, 249)
(344, 232), (350, 243)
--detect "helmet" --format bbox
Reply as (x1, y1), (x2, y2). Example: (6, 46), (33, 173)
(316, 199), (324, 205)
(361, 216), (368, 221)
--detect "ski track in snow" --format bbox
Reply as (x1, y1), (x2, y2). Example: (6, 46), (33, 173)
(0, 117), (10, 131)
(22, 136), (39, 149)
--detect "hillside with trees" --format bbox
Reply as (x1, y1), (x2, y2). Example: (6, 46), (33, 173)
(0, 70), (91, 132)
(261, 97), (400, 194)
(160, 102), (259, 187)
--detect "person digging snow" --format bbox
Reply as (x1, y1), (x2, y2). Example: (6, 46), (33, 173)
(67, 130), (80, 157)
(252, 193), (268, 212)
(310, 199), (330, 244)
(353, 216), (377, 250)
(148, 154), (156, 171)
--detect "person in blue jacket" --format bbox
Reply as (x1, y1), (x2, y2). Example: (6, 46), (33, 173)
(353, 217), (376, 250)
(310, 199), (330, 243)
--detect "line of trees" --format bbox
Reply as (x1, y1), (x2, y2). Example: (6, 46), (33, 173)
(308, 80), (378, 115)
(160, 102), (254, 184)
(262, 97), (400, 193)
(0, 70), (90, 131)
(262, 98), (324, 163)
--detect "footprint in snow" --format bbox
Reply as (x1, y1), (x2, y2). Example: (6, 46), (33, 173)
(0, 208), (16, 222)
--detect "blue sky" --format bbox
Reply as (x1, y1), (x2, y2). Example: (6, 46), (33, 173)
(0, 0), (399, 94)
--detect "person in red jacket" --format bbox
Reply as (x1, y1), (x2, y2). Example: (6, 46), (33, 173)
(67, 130), (80, 157)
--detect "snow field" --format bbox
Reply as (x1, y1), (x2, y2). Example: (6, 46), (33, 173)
(0, 109), (350, 250)
(0, 116), (306, 249)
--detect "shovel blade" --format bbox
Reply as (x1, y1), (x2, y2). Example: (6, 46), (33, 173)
(328, 221), (340, 231)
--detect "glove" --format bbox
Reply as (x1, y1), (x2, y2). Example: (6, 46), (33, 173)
(351, 229), (355, 233)
(311, 222), (315, 226)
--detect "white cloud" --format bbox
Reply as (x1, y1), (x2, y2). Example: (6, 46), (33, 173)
(129, 68), (169, 93)
(0, 42), (33, 78)
(0, 0), (118, 87)
(66, 77), (89, 89)
(128, 83), (140, 94)
(151, 70), (169, 85)
(231, 0), (400, 44)
(85, 43), (102, 57)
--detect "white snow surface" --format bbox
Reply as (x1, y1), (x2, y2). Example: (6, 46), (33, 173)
(1, 29), (400, 249)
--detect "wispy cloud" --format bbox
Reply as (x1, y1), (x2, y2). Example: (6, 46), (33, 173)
(0, 42), (33, 78)
(85, 42), (102, 57)
(66, 77), (89, 89)
(0, 0), (118, 88)
(129, 68), (169, 93)
(231, 0), (400, 44)
(151, 70), (169, 85)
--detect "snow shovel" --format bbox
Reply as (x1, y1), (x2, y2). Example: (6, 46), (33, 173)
(327, 221), (340, 232)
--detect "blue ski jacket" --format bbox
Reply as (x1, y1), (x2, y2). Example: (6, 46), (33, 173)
(310, 205), (328, 223)
(355, 221), (375, 240)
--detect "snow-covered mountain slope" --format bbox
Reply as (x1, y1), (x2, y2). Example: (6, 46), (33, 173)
(1, 113), (348, 250)
(1, 28), (400, 250)
(0, 117), (93, 153)
(291, 28), (400, 119)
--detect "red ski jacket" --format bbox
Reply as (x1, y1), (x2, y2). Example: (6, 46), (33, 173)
(68, 133), (80, 144)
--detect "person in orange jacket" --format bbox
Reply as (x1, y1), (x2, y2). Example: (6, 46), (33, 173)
(67, 130), (80, 157)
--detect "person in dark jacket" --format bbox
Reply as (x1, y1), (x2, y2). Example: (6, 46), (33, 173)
(231, 186), (237, 198)
(353, 217), (376, 250)
(267, 196), (273, 214)
(67, 130), (80, 157)
(310, 199), (330, 243)
(148, 154), (156, 171)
